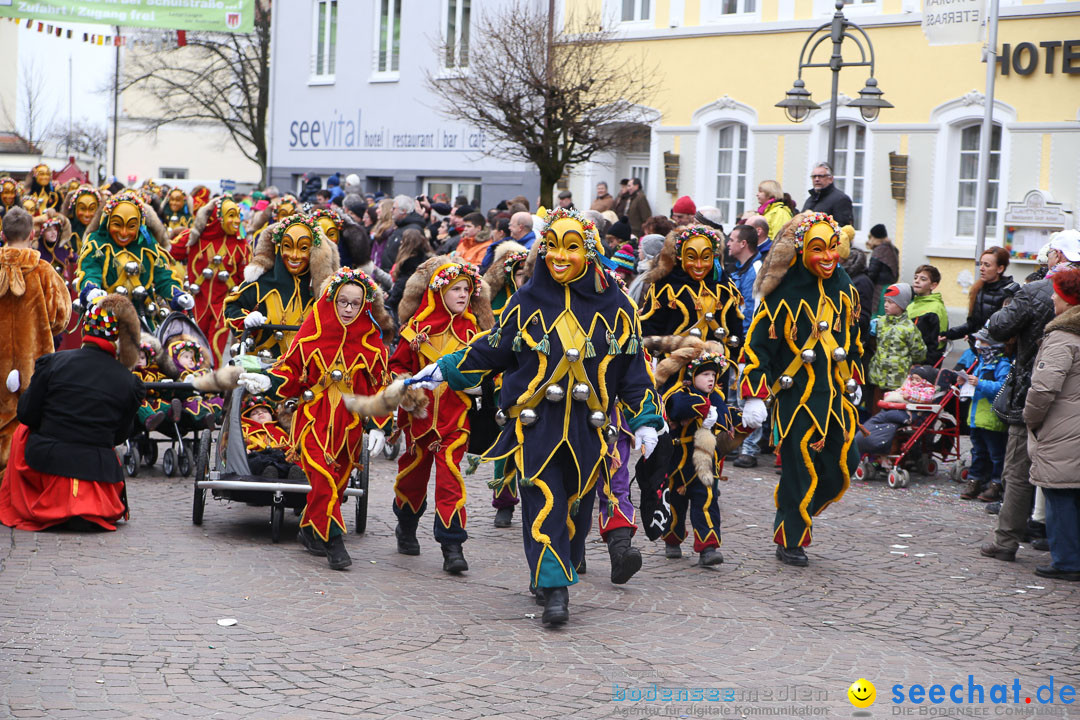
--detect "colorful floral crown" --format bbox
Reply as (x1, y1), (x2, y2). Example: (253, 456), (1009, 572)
(269, 216), (323, 248)
(72, 185), (100, 205)
(138, 339), (157, 359)
(687, 351), (726, 377)
(241, 395), (274, 417)
(1, 178), (17, 192)
(168, 339), (204, 364)
(102, 190), (145, 222)
(167, 188), (187, 200)
(271, 195), (298, 210)
(792, 212), (841, 251)
(674, 225), (722, 259)
(324, 266), (377, 305)
(38, 216), (64, 235)
(538, 207), (602, 262)
(308, 206), (343, 229)
(502, 250), (529, 278)
(83, 303), (119, 339)
(430, 261), (483, 298)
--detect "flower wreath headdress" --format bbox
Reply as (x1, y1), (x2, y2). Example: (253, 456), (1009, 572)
(792, 212), (841, 251)
(307, 206), (344, 229)
(101, 190), (145, 223)
(538, 207), (602, 263)
(502, 250), (529, 278)
(269, 216), (323, 248)
(324, 266), (377, 305)
(674, 225), (723, 259)
(429, 261), (483, 299)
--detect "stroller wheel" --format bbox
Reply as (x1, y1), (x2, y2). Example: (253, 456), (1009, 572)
(382, 435), (401, 461)
(854, 461), (870, 482)
(888, 468), (910, 489)
(270, 503), (284, 543)
(124, 444), (140, 478)
(163, 447), (176, 477)
(178, 447), (194, 477)
(924, 459), (938, 476)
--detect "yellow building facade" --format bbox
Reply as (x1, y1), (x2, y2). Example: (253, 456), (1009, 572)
(562, 0), (1080, 316)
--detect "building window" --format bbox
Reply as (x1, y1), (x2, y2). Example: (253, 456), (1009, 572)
(159, 168), (188, 179)
(832, 123), (866, 229)
(312, 0), (337, 79)
(702, 0), (756, 18)
(621, 0), (651, 22)
(377, 0), (402, 74)
(714, 123), (748, 226)
(444, 0), (471, 70)
(956, 123), (1001, 238)
(629, 164), (650, 193)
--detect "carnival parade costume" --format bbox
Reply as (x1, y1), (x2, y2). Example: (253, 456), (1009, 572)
(61, 185), (102, 253)
(224, 215), (338, 358)
(75, 190), (191, 328)
(239, 396), (297, 479)
(132, 334), (171, 431)
(170, 197), (251, 361)
(739, 212), (862, 566)
(263, 267), (392, 570)
(25, 164), (60, 214)
(161, 187), (192, 237)
(33, 211), (77, 282)
(390, 257), (492, 574)
(431, 208), (663, 625)
(1, 177), (22, 227)
(0, 296), (143, 531)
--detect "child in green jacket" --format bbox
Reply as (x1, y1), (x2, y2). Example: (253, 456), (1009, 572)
(868, 283), (927, 403)
(907, 264), (949, 366)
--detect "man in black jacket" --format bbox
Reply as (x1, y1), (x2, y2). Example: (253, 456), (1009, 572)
(802, 163), (854, 228)
(380, 195), (428, 272)
(0, 294), (144, 531)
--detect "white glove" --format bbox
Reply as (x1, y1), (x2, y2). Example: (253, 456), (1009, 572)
(463, 385), (482, 396)
(412, 362), (444, 390)
(367, 429), (386, 456)
(175, 292), (195, 310)
(5, 369), (20, 393)
(741, 398), (768, 429)
(634, 426), (659, 459)
(703, 406), (718, 429)
(244, 311), (267, 329)
(237, 372), (271, 395)
(86, 288), (107, 304)
(852, 385), (864, 405)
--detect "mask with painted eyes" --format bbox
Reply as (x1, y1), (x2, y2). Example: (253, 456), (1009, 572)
(34, 165), (51, 188)
(275, 202), (296, 221)
(108, 200), (143, 247)
(280, 222), (313, 276)
(801, 222), (841, 280)
(543, 217), (589, 285)
(75, 194), (99, 227)
(1, 183), (15, 208)
(316, 215), (340, 245)
(22, 197), (38, 214)
(220, 199), (241, 236)
(681, 235), (715, 282)
(168, 190), (186, 213)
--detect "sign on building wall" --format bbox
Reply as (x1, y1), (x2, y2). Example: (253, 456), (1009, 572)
(922, 0), (985, 46)
(1003, 189), (1073, 260)
(0, 0), (254, 33)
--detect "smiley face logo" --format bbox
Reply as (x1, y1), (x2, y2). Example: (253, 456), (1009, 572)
(848, 678), (876, 708)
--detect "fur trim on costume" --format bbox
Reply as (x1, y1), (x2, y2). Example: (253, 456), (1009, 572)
(714, 426), (749, 460)
(139, 332), (162, 362)
(522, 241), (542, 285)
(159, 333), (205, 378)
(1043, 303), (1080, 337)
(482, 240), (528, 296)
(753, 212), (804, 301)
(33, 210), (72, 248)
(644, 336), (705, 384)
(344, 377), (429, 419)
(186, 199), (216, 247)
(190, 366), (242, 393)
(97, 294), (142, 369)
(245, 224), (276, 281)
(397, 255), (495, 331)
(693, 428), (718, 487)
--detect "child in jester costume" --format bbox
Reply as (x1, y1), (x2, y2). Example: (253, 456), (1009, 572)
(639, 224), (744, 369)
(390, 257), (493, 575)
(75, 190), (192, 327)
(416, 207), (663, 626)
(223, 215), (339, 358)
(739, 212), (863, 567)
(238, 267), (393, 571)
(170, 196), (251, 362)
(481, 240), (529, 528)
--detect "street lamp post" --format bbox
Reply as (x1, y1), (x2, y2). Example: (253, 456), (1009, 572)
(776, 0), (893, 173)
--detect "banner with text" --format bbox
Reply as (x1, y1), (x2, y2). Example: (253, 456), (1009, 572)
(922, 0), (986, 46)
(0, 0), (254, 33)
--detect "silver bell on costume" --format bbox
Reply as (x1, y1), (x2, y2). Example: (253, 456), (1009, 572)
(124, 261), (140, 275)
(688, 327), (702, 339)
(519, 408), (538, 426)
(115, 286), (128, 296)
(588, 410), (606, 428)
(147, 303), (158, 314)
(330, 370), (343, 382)
(274, 331), (285, 341)
(545, 384), (565, 403)
(495, 410), (508, 427)
(727, 335), (740, 348)
(571, 383), (590, 402)
(257, 350), (273, 362)
(801, 349), (816, 364)
(301, 390), (315, 402)
(779, 375), (794, 390)
(565, 348), (580, 362)
(817, 320), (830, 333)
(202, 267), (214, 280)
(212, 254), (223, 266)
(704, 312), (715, 322)
(158, 307), (169, 320)
(845, 378), (858, 394)
(831, 347), (847, 362)
(217, 270), (230, 283)
(604, 425), (618, 440)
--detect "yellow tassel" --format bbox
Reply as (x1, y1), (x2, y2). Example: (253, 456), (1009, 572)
(769, 322), (777, 340)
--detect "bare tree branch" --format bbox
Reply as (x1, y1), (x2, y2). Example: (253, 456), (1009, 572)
(425, 1), (659, 208)
(121, 0), (272, 184)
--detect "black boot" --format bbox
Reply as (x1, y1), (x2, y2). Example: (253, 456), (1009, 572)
(541, 586), (569, 626)
(325, 536), (352, 570)
(395, 523), (420, 555)
(576, 556), (587, 575)
(493, 506), (514, 528)
(606, 527), (643, 585)
(530, 586), (546, 607)
(297, 526), (326, 556)
(441, 544), (469, 574)
(699, 547), (724, 567)
(775, 545), (809, 567)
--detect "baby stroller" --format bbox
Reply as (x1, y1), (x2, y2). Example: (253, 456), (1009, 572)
(854, 365), (968, 489)
(121, 312), (215, 478)
(190, 324), (370, 542)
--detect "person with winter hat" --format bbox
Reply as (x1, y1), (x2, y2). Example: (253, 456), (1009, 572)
(627, 233), (665, 305)
(606, 218), (632, 253)
(867, 282), (926, 399)
(0, 295), (144, 531)
(1021, 266), (1080, 580)
(671, 196), (696, 226)
(612, 243), (637, 284)
(958, 325), (1011, 502)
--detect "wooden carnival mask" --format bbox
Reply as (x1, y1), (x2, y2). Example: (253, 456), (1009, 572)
(801, 222), (841, 280)
(275, 200), (297, 221)
(543, 217), (589, 285)
(315, 215), (340, 245)
(681, 235), (715, 282)
(108, 200), (143, 247)
(167, 189), (186, 213)
(1, 181), (16, 208)
(280, 221), (313, 276)
(220, 198), (241, 236)
(33, 164), (51, 188)
(75, 193), (100, 227)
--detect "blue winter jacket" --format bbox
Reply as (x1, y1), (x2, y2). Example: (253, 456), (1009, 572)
(729, 252), (761, 335)
(967, 354), (1012, 430)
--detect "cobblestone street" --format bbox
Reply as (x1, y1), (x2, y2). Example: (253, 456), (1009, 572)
(2, 451), (1079, 719)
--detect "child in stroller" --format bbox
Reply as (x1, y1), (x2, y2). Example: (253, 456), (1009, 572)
(239, 395), (304, 480)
